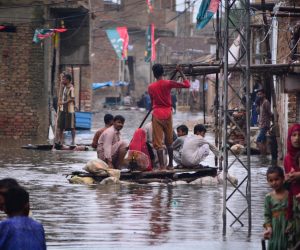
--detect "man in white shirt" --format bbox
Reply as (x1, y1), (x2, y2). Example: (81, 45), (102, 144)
(181, 124), (220, 167)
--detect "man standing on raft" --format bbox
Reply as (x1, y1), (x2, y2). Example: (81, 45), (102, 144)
(148, 64), (190, 170)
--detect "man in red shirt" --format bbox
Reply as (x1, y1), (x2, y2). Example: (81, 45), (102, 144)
(148, 64), (190, 170)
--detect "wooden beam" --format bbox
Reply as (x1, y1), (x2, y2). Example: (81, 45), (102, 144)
(162, 63), (300, 76)
(250, 3), (274, 11)
(271, 12), (300, 17)
(278, 6), (300, 13)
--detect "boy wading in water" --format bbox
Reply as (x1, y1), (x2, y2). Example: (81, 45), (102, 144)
(148, 64), (190, 170)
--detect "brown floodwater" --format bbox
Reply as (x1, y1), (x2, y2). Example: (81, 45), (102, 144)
(0, 110), (270, 249)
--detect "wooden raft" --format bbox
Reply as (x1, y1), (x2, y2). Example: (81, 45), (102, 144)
(21, 144), (92, 150)
(69, 167), (218, 184)
(21, 144), (53, 150)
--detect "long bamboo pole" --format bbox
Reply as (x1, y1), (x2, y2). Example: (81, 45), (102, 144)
(53, 33), (63, 146)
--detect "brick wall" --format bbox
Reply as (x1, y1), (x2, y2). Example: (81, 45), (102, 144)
(276, 4), (300, 131)
(0, 22), (47, 140)
(79, 65), (92, 111)
(275, 3), (300, 155)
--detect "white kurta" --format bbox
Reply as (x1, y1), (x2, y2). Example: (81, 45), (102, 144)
(181, 134), (219, 167)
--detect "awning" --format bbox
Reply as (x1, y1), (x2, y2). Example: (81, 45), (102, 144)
(92, 81), (129, 91)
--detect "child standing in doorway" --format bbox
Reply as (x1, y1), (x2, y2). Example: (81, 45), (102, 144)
(263, 166), (289, 250)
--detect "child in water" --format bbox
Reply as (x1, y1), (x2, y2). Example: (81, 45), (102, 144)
(263, 166), (289, 250)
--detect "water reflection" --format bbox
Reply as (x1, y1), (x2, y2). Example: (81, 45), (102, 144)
(149, 186), (172, 245)
(0, 110), (270, 249)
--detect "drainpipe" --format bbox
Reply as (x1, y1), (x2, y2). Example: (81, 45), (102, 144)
(271, 13), (284, 158)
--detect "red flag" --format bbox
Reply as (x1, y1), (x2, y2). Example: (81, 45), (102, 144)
(151, 24), (156, 61)
(106, 27), (129, 60)
(0, 26), (5, 30)
(116, 27), (129, 59)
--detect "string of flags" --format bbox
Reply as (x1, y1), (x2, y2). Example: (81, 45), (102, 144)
(33, 28), (67, 43)
(3, 0), (219, 60)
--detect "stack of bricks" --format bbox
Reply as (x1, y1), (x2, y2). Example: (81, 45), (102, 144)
(0, 23), (45, 139)
(79, 89), (92, 111)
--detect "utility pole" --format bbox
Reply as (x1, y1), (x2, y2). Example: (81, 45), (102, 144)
(221, 0), (251, 235)
(183, 0), (187, 62)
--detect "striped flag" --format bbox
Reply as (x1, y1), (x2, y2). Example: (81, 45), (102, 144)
(33, 28), (67, 43)
(196, 0), (220, 29)
(106, 27), (129, 60)
(144, 24), (156, 62)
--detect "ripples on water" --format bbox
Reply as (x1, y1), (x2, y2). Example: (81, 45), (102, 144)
(0, 110), (270, 249)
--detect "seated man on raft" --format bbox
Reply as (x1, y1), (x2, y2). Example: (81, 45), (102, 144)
(97, 115), (127, 169)
(181, 124), (220, 168)
(92, 114), (114, 149)
(172, 124), (189, 167)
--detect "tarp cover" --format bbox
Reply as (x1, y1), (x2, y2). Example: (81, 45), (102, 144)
(92, 81), (129, 91)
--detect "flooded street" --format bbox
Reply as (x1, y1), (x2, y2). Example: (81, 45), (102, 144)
(0, 110), (270, 249)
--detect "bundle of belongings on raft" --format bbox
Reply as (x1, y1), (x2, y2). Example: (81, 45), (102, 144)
(69, 159), (121, 185)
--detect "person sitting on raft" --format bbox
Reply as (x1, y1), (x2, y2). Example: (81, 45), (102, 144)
(181, 124), (220, 168)
(97, 115), (127, 169)
(91, 114), (114, 149)
(126, 128), (153, 171)
(172, 125), (189, 166)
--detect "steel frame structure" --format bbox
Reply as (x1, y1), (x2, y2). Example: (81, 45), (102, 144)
(221, 0), (251, 235)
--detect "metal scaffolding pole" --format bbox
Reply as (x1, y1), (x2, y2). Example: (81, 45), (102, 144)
(222, 0), (251, 235)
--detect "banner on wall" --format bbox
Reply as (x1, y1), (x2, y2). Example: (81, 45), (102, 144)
(144, 24), (156, 62)
(105, 27), (129, 60)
